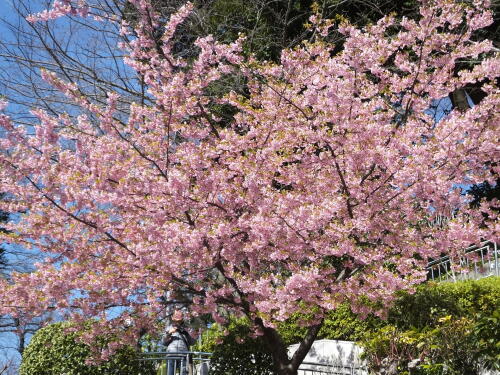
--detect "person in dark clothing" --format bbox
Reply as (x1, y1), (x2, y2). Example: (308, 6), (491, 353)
(162, 310), (194, 375)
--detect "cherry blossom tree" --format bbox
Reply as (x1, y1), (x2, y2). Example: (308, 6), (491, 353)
(0, 0), (498, 374)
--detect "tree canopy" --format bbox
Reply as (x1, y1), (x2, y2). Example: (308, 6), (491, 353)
(0, 1), (498, 374)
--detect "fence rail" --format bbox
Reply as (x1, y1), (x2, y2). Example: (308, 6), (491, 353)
(298, 361), (367, 374)
(139, 351), (211, 375)
(426, 241), (498, 282)
(138, 352), (367, 375)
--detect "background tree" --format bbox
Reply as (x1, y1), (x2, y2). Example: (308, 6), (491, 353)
(0, 197), (16, 375)
(4, 0), (498, 117)
(0, 197), (47, 375)
(0, 193), (14, 268)
(0, 1), (498, 374)
(0, 195), (8, 279)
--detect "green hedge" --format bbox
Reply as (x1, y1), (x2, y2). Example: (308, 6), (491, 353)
(20, 322), (154, 375)
(362, 277), (500, 375)
(278, 303), (383, 345)
(388, 276), (500, 329)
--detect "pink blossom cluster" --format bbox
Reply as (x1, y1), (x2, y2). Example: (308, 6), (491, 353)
(26, 0), (88, 23)
(0, 0), (498, 359)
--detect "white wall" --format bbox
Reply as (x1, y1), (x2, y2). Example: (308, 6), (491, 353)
(289, 339), (368, 374)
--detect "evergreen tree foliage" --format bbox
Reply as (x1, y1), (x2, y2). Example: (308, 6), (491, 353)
(20, 322), (155, 375)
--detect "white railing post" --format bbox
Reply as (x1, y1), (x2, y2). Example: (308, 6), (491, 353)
(494, 242), (499, 277)
(426, 241), (497, 283)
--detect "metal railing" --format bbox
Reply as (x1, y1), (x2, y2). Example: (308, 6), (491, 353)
(138, 352), (368, 375)
(139, 351), (211, 375)
(426, 241), (498, 282)
(298, 361), (367, 374)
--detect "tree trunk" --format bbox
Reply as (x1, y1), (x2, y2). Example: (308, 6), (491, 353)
(256, 317), (323, 375)
(275, 368), (298, 375)
(449, 88), (470, 111)
(14, 317), (25, 356)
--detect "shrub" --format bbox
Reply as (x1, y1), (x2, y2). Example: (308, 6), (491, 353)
(195, 317), (273, 375)
(388, 277), (500, 329)
(470, 309), (500, 371)
(362, 277), (500, 374)
(362, 317), (488, 375)
(278, 303), (383, 345)
(20, 321), (154, 375)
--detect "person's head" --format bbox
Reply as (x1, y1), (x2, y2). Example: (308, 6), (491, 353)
(171, 309), (183, 323)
